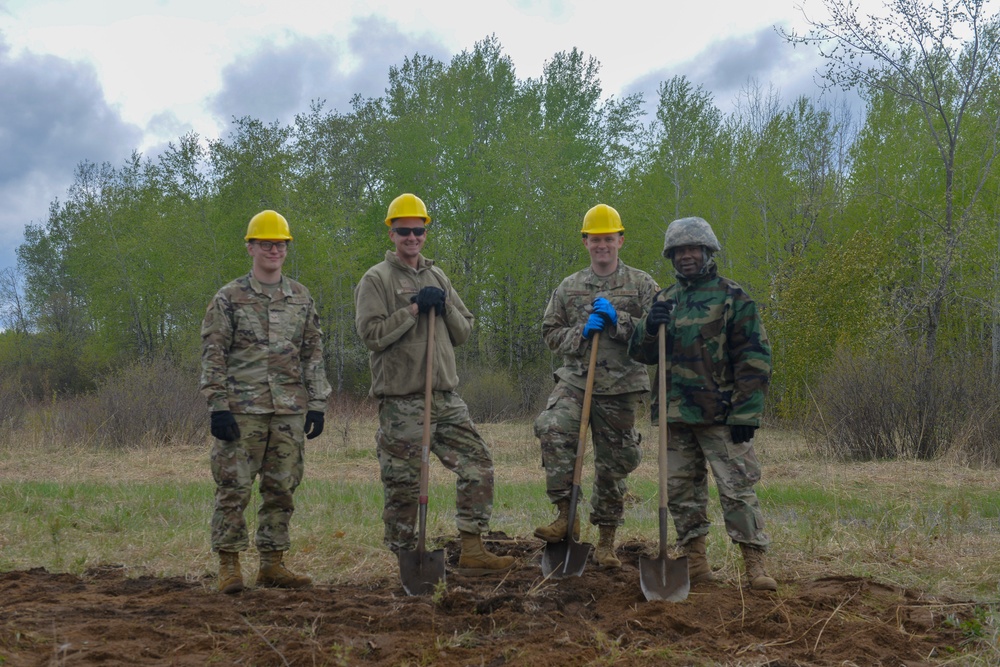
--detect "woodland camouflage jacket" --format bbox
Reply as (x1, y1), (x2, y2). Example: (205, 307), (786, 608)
(628, 261), (771, 426)
(354, 251), (474, 398)
(542, 261), (659, 395)
(200, 272), (331, 414)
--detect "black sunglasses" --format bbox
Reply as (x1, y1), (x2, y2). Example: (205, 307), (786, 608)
(392, 227), (426, 237)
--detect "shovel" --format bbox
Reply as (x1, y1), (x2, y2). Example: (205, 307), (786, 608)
(398, 309), (447, 596)
(541, 332), (599, 579)
(639, 323), (690, 602)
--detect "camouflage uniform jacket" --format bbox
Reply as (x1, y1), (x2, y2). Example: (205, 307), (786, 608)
(200, 272), (331, 414)
(543, 261), (658, 395)
(628, 261), (771, 426)
(355, 251), (474, 398)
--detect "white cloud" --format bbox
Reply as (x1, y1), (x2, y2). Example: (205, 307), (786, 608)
(0, 31), (141, 271)
(0, 0), (889, 275)
(2, 0), (826, 146)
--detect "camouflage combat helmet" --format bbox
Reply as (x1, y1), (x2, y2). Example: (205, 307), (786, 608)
(662, 216), (721, 258)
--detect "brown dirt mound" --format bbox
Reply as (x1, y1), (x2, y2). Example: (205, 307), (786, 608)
(0, 536), (978, 666)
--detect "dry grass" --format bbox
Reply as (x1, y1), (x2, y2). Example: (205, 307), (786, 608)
(2, 413), (1000, 606)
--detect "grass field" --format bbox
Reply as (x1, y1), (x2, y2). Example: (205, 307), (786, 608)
(3, 415), (1000, 611)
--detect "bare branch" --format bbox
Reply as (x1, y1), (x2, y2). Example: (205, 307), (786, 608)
(784, 0), (1000, 355)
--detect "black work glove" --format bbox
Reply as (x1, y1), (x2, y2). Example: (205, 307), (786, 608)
(646, 299), (676, 336)
(304, 410), (325, 440)
(730, 424), (757, 444)
(210, 410), (241, 442)
(411, 286), (446, 315)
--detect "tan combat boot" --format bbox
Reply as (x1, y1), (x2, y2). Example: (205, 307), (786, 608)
(256, 551), (312, 588)
(594, 525), (621, 569)
(217, 550), (244, 594)
(740, 544), (777, 591)
(456, 531), (515, 576)
(684, 535), (718, 584)
(533, 499), (581, 543)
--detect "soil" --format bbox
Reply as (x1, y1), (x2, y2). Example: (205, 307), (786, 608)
(0, 535), (978, 667)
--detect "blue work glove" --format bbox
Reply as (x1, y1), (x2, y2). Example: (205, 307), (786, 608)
(582, 312), (607, 339)
(730, 424), (757, 444)
(304, 410), (325, 440)
(592, 297), (618, 328)
(210, 410), (241, 442)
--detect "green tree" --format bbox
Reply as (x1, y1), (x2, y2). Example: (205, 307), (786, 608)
(785, 0), (1000, 356)
(289, 101), (386, 392)
(768, 231), (899, 416)
(623, 76), (724, 278)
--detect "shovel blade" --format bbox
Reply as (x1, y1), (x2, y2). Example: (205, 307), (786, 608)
(639, 554), (690, 602)
(541, 539), (592, 579)
(398, 548), (446, 596)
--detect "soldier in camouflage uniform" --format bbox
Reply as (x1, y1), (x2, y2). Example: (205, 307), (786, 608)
(628, 216), (777, 591)
(201, 209), (331, 594)
(354, 193), (514, 576)
(534, 204), (659, 569)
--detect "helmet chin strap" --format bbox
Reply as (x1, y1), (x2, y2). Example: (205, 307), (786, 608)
(697, 250), (716, 276)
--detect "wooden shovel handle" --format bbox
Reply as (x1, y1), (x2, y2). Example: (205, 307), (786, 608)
(415, 309), (436, 554)
(419, 309), (435, 501)
(658, 324), (669, 510)
(572, 332), (600, 486)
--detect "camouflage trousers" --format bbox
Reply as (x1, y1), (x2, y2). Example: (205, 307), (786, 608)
(668, 423), (769, 549)
(376, 391), (494, 551)
(534, 381), (643, 526)
(210, 413), (305, 553)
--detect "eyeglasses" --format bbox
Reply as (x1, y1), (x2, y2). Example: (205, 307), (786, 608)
(392, 227), (426, 237)
(254, 241), (288, 252)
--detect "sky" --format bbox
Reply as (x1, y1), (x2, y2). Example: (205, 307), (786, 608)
(0, 0), (863, 279)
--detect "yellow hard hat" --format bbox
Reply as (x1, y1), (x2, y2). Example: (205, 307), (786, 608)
(245, 210), (292, 241)
(385, 193), (431, 226)
(581, 204), (624, 235)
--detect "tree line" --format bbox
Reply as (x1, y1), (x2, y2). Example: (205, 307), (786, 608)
(4, 1), (1000, 433)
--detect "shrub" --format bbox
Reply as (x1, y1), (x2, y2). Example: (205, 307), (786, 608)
(945, 388), (1000, 468)
(49, 357), (206, 449)
(0, 375), (29, 439)
(454, 361), (554, 423)
(514, 363), (556, 416)
(459, 367), (524, 422)
(767, 231), (898, 419)
(810, 344), (1000, 464)
(323, 392), (378, 448)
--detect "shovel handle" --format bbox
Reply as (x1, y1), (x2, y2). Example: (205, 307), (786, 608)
(563, 332), (599, 547)
(657, 324), (668, 509)
(657, 324), (670, 553)
(417, 309), (436, 552)
(572, 332), (599, 487)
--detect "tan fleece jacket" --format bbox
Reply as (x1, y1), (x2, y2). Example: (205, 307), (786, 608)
(354, 251), (474, 398)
